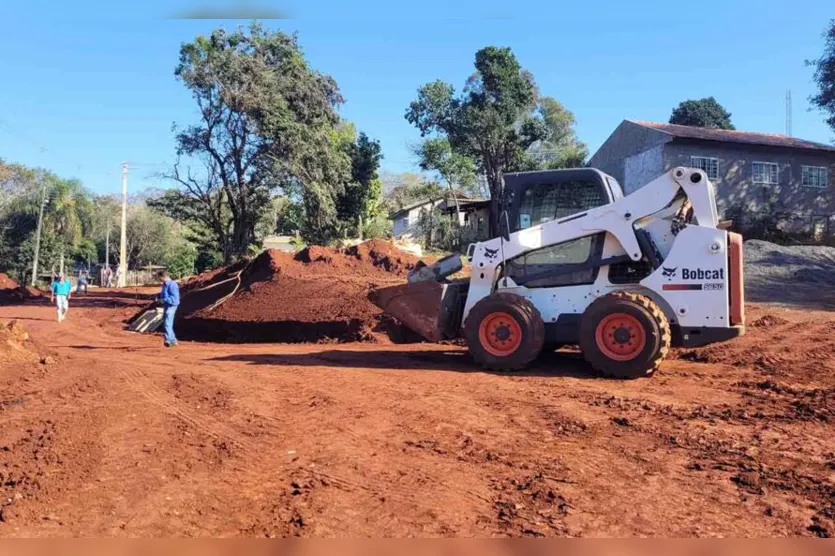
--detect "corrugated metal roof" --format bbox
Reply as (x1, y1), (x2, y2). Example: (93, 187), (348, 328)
(629, 120), (835, 152)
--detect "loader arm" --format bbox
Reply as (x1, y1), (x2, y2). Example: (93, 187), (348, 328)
(463, 167), (717, 321)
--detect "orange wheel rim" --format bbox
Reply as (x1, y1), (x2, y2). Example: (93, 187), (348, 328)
(478, 312), (523, 357)
(595, 313), (646, 361)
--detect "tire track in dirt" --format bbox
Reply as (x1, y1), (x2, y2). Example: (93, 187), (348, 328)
(114, 363), (259, 458)
(114, 356), (491, 531)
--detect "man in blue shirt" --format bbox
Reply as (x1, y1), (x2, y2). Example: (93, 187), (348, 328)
(157, 270), (180, 347)
(50, 273), (72, 322)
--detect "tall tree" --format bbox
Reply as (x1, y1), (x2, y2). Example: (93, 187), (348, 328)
(380, 171), (425, 211)
(414, 137), (477, 219)
(809, 20), (835, 135)
(669, 97), (735, 130)
(336, 131), (383, 238)
(165, 23), (347, 261)
(336, 122), (383, 237)
(406, 46), (550, 235)
(533, 96), (588, 169)
(46, 178), (86, 274)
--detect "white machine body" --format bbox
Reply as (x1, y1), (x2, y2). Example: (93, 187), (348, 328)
(464, 167), (740, 336)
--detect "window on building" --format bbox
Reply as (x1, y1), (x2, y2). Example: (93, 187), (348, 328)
(690, 156), (719, 180)
(802, 166), (829, 188)
(752, 162), (779, 185)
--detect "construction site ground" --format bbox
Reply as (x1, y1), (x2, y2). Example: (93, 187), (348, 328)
(1, 288), (833, 537)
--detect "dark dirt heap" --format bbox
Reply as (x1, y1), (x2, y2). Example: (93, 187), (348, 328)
(0, 274), (43, 305)
(161, 239), (420, 344)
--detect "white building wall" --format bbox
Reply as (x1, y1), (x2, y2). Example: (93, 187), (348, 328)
(392, 204), (440, 239)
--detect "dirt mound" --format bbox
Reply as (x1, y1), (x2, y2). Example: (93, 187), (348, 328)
(0, 274), (44, 305)
(345, 238), (419, 275)
(139, 240), (421, 344)
(750, 314), (790, 328)
(0, 320), (44, 364)
(0, 273), (18, 289)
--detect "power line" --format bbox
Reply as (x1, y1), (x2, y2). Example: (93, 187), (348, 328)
(0, 117), (82, 171)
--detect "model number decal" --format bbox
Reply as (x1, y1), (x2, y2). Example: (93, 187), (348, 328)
(662, 282), (724, 291)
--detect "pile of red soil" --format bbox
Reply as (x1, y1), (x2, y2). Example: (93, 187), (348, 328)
(147, 240), (421, 344)
(0, 320), (43, 364)
(0, 274), (44, 305)
(0, 273), (18, 289)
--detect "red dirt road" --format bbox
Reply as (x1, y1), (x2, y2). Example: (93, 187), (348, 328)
(1, 291), (833, 537)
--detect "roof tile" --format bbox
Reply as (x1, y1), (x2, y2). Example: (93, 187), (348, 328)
(628, 120), (835, 152)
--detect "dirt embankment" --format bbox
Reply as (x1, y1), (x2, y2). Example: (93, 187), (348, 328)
(0, 274), (43, 305)
(152, 239), (420, 344)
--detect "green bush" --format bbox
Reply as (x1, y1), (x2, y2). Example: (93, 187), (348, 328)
(362, 213), (392, 240)
(165, 243), (197, 279)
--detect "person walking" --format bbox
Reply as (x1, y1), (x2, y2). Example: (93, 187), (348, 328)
(50, 273), (72, 322)
(157, 270), (180, 347)
(77, 269), (89, 294)
(104, 266), (113, 288)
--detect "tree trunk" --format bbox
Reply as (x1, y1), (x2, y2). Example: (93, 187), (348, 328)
(448, 186), (462, 226)
(229, 216), (253, 262)
(59, 250), (65, 276)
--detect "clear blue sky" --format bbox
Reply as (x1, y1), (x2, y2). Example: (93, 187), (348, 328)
(1, 1), (832, 196)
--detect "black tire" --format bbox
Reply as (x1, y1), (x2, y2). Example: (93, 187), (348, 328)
(579, 292), (671, 379)
(464, 292), (545, 371)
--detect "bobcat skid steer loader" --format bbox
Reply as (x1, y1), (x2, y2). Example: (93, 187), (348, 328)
(371, 167), (744, 378)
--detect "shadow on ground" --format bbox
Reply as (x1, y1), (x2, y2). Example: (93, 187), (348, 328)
(71, 290), (157, 309)
(208, 348), (601, 380)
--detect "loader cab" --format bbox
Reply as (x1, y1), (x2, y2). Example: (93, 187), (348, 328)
(503, 168), (621, 232)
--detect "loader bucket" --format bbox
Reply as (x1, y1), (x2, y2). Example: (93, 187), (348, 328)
(369, 280), (465, 342)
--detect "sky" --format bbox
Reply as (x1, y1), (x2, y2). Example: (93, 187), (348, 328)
(0, 1), (833, 196)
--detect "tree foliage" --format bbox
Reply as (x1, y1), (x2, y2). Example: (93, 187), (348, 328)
(0, 159), (205, 284)
(335, 130), (383, 237)
(809, 20), (835, 135)
(532, 97), (588, 169)
(415, 137), (478, 203)
(406, 46), (582, 234)
(669, 97), (735, 129)
(380, 171), (425, 211)
(164, 23), (381, 252)
(0, 162), (103, 281)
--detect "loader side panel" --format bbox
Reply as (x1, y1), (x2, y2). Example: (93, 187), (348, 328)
(639, 225), (730, 328)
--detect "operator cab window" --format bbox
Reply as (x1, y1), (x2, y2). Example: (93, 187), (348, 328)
(517, 179), (607, 230)
(505, 233), (604, 288)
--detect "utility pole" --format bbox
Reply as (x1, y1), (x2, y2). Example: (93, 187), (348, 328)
(30, 179), (48, 286)
(105, 223), (110, 267)
(118, 162), (128, 287)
